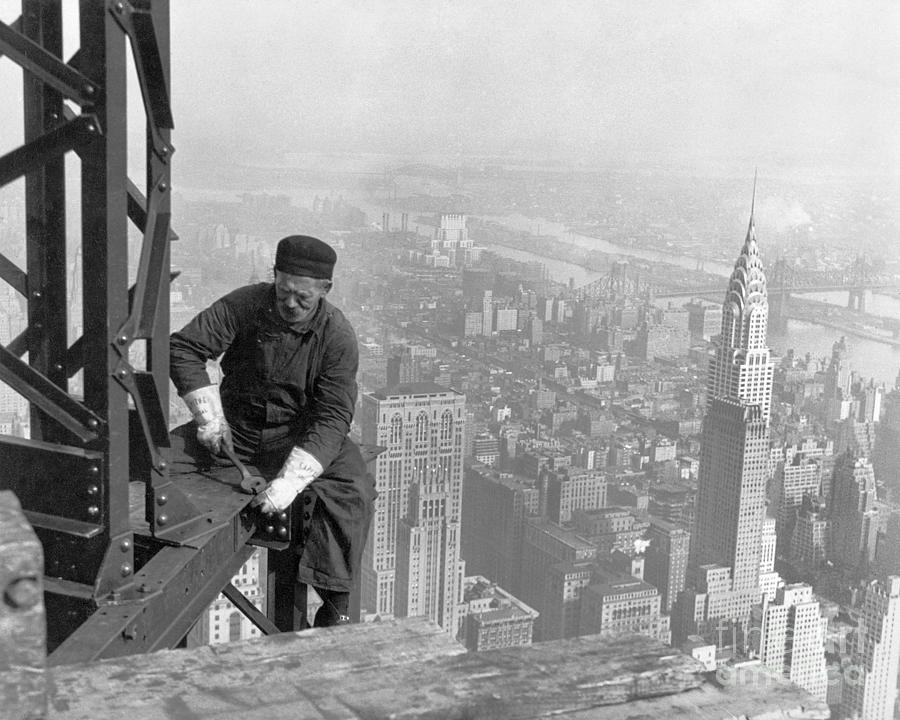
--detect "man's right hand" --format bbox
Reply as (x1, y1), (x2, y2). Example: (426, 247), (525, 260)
(182, 385), (233, 456)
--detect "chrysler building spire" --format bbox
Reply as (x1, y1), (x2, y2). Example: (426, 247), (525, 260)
(708, 174), (773, 419)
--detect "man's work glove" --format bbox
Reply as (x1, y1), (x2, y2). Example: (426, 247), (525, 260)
(182, 385), (232, 456)
(252, 447), (323, 514)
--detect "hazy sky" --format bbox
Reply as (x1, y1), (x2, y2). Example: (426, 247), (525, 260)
(1, 1), (899, 176)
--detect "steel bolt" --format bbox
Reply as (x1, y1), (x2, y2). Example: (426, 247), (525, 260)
(120, 563), (132, 577)
(87, 505), (99, 517)
(157, 514), (168, 526)
(4, 578), (40, 609)
(87, 485), (99, 496)
(156, 494), (167, 506)
(120, 539), (131, 552)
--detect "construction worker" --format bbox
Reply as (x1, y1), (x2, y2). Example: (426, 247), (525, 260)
(170, 235), (375, 628)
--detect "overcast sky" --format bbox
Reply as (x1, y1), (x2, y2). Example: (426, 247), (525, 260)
(1, 1), (899, 176)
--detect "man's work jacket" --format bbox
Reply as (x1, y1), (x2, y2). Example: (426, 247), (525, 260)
(170, 283), (373, 592)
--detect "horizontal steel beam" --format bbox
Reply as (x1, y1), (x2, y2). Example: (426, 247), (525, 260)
(48, 473), (260, 664)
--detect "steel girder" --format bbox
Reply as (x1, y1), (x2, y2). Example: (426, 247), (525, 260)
(0, 0), (285, 659)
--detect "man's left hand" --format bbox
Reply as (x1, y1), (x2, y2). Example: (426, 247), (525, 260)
(251, 447), (323, 514)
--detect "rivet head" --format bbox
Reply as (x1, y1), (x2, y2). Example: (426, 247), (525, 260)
(31, 290), (41, 299)
(86, 124), (95, 133)
(83, 84), (94, 96)
(277, 526), (287, 538)
(117, 368), (128, 378)
(158, 460), (167, 471)
(4, 578), (40, 609)
(89, 465), (99, 475)
(87, 505), (99, 516)
(87, 418), (99, 429)
(120, 539), (131, 552)
(158, 182), (168, 192)
(114, 1), (125, 12)
(53, 363), (64, 372)
(265, 525), (274, 535)
(278, 512), (287, 522)
(116, 334), (128, 345)
(156, 494), (168, 506)
(87, 485), (99, 496)
(120, 564), (132, 576)
(157, 514), (168, 526)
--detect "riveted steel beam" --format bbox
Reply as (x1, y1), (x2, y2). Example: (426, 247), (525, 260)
(0, 18), (99, 105)
(0, 344), (103, 442)
(0, 253), (27, 296)
(0, 113), (100, 189)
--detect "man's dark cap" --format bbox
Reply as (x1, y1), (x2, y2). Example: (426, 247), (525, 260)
(275, 235), (336, 280)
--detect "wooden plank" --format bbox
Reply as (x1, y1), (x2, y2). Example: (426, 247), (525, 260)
(0, 490), (47, 720)
(561, 677), (831, 719)
(46, 616), (463, 719)
(45, 620), (705, 719)
(38, 615), (829, 719)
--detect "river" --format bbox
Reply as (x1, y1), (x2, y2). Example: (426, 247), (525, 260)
(481, 241), (900, 386)
(182, 189), (900, 386)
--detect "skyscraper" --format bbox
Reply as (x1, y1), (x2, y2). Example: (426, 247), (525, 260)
(751, 583), (828, 702)
(841, 576), (900, 720)
(359, 383), (466, 633)
(829, 452), (879, 576)
(644, 517), (690, 613)
(676, 183), (774, 645)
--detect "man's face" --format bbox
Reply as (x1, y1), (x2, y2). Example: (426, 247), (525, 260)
(274, 270), (329, 323)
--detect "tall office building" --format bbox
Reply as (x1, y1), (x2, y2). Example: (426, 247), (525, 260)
(482, 290), (493, 336)
(676, 186), (773, 645)
(829, 452), (879, 575)
(751, 583), (828, 702)
(643, 517), (690, 613)
(771, 452), (823, 555)
(520, 519), (596, 641)
(461, 465), (539, 597)
(360, 383), (466, 632)
(841, 576), (900, 720)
